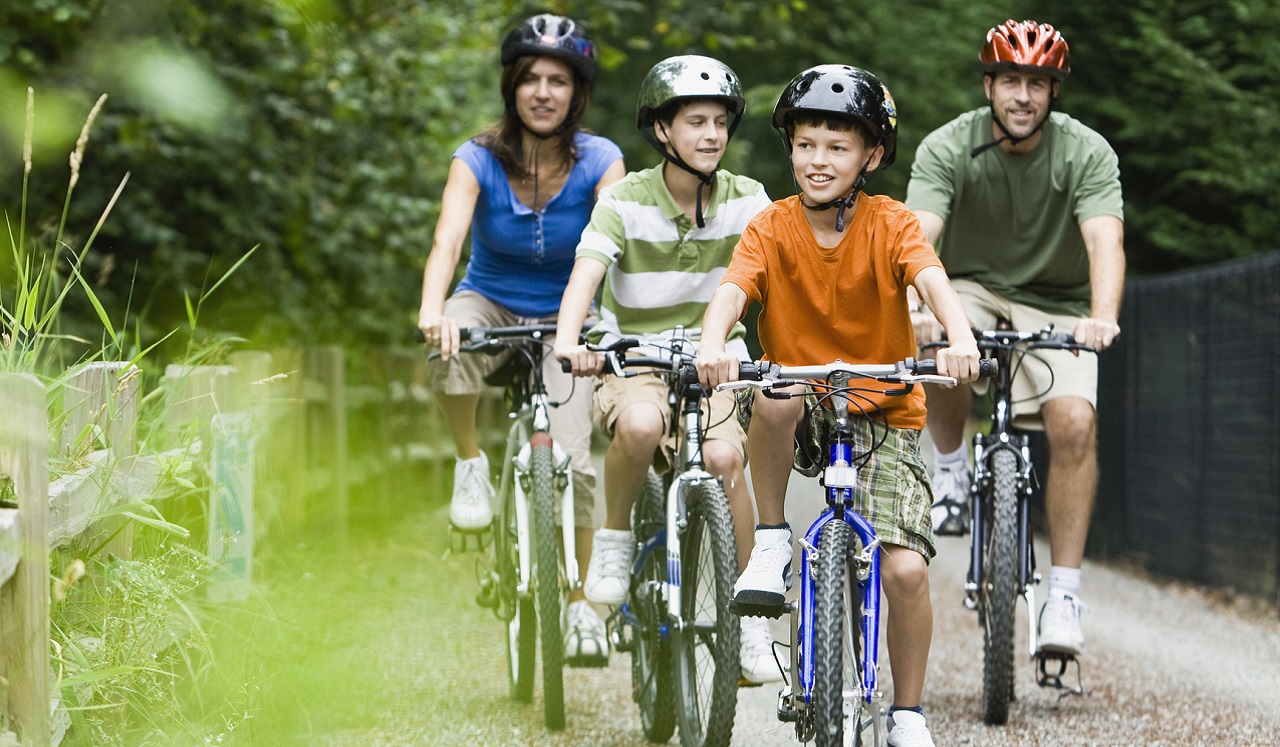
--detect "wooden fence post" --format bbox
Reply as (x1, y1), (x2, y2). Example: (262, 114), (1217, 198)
(0, 373), (51, 747)
(304, 346), (347, 541)
(59, 362), (140, 564)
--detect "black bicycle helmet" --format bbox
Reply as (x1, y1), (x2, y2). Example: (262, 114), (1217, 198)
(773, 64), (897, 168)
(500, 14), (597, 83)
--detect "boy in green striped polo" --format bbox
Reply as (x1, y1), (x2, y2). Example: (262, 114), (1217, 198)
(555, 55), (778, 681)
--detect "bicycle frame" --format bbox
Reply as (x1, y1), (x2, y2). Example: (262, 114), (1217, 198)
(783, 374), (885, 731)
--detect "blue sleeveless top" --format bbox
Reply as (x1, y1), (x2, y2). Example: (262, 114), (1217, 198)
(453, 132), (623, 318)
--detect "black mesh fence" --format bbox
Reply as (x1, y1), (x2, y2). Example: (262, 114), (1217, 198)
(1094, 250), (1280, 602)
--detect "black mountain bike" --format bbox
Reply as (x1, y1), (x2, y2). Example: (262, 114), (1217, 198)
(929, 323), (1095, 724)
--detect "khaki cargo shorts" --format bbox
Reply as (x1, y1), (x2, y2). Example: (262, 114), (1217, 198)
(951, 279), (1098, 431)
(594, 372), (747, 474)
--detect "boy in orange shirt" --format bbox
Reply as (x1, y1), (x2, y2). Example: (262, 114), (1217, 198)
(695, 65), (979, 747)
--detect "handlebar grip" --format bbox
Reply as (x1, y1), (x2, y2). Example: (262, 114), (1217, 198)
(912, 357), (998, 378)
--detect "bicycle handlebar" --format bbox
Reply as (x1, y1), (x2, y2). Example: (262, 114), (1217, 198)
(921, 325), (1097, 354)
(718, 356), (995, 393)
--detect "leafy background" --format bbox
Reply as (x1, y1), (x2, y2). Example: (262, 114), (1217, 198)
(3, 0), (1277, 353)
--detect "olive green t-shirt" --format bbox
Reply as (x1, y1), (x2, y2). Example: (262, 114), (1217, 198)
(905, 109), (1124, 316)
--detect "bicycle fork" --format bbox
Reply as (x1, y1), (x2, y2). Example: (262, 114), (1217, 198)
(964, 433), (1041, 655)
(512, 435), (580, 592)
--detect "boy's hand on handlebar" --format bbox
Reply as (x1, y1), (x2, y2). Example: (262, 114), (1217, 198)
(695, 348), (739, 390)
(555, 343), (604, 377)
(935, 339), (981, 386)
(418, 313), (460, 360)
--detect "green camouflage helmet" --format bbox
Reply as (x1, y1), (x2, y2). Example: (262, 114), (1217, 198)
(636, 55), (745, 131)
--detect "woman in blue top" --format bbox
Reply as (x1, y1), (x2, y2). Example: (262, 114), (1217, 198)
(417, 14), (625, 663)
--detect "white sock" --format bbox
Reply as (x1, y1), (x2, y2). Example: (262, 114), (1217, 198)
(1048, 566), (1081, 597)
(933, 444), (967, 470)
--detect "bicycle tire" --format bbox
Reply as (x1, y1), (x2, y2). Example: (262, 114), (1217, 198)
(632, 469), (676, 742)
(497, 465), (536, 703)
(980, 448), (1019, 725)
(671, 480), (739, 747)
(813, 517), (871, 747)
(531, 443), (566, 730)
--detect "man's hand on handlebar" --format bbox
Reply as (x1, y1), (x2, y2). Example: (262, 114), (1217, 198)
(694, 347), (739, 391)
(1073, 318), (1121, 352)
(555, 343), (605, 377)
(911, 308), (945, 347)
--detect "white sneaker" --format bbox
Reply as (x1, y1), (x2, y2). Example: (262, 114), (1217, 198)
(732, 528), (793, 615)
(929, 461), (971, 536)
(564, 600), (609, 667)
(739, 616), (783, 683)
(1038, 589), (1087, 655)
(449, 453), (494, 530)
(583, 528), (634, 605)
(886, 709), (935, 747)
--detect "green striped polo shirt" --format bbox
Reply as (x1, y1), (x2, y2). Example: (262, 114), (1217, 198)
(576, 163), (770, 358)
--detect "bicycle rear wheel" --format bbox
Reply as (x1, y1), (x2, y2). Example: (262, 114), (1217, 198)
(980, 448), (1019, 725)
(531, 442), (566, 730)
(812, 517), (876, 747)
(671, 480), (739, 747)
(631, 469), (676, 742)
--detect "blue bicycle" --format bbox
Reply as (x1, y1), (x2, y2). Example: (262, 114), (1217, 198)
(726, 357), (990, 746)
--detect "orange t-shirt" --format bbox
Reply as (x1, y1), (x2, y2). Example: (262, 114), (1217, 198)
(722, 193), (943, 429)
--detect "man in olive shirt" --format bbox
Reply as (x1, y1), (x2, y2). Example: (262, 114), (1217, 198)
(905, 19), (1125, 657)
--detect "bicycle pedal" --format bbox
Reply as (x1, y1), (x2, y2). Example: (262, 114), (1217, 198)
(728, 597), (787, 620)
(1035, 651), (1085, 698)
(475, 578), (499, 609)
(448, 523), (492, 552)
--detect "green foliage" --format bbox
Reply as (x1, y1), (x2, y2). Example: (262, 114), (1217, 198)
(1054, 0), (1280, 271)
(5, 0), (1279, 347)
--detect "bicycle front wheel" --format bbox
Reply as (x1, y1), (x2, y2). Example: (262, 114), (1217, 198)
(812, 517), (876, 747)
(671, 480), (739, 747)
(632, 469), (676, 742)
(531, 442), (566, 730)
(496, 460), (535, 703)
(980, 448), (1019, 725)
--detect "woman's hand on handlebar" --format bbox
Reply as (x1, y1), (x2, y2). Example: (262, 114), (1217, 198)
(418, 312), (461, 360)
(694, 347), (739, 391)
(555, 343), (604, 377)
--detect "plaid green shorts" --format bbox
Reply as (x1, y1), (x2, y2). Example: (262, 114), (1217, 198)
(736, 390), (937, 560)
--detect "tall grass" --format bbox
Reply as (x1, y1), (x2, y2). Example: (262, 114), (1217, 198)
(5, 89), (260, 746)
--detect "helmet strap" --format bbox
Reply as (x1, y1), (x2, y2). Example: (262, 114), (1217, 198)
(644, 122), (717, 228)
(792, 145), (878, 232)
(971, 93), (1056, 158)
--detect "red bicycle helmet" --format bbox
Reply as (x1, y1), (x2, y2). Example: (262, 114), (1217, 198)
(500, 14), (597, 83)
(980, 19), (1070, 81)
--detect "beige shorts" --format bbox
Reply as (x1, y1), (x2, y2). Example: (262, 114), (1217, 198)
(426, 290), (597, 527)
(951, 278), (1097, 430)
(593, 372), (747, 473)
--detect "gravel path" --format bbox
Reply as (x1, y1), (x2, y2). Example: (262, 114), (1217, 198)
(228, 468), (1280, 746)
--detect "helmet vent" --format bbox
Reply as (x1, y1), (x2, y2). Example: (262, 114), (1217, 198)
(831, 83), (845, 93)
(700, 72), (711, 80)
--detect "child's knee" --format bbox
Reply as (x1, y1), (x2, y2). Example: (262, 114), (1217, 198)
(702, 439), (743, 476)
(613, 405), (664, 447)
(881, 548), (930, 597)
